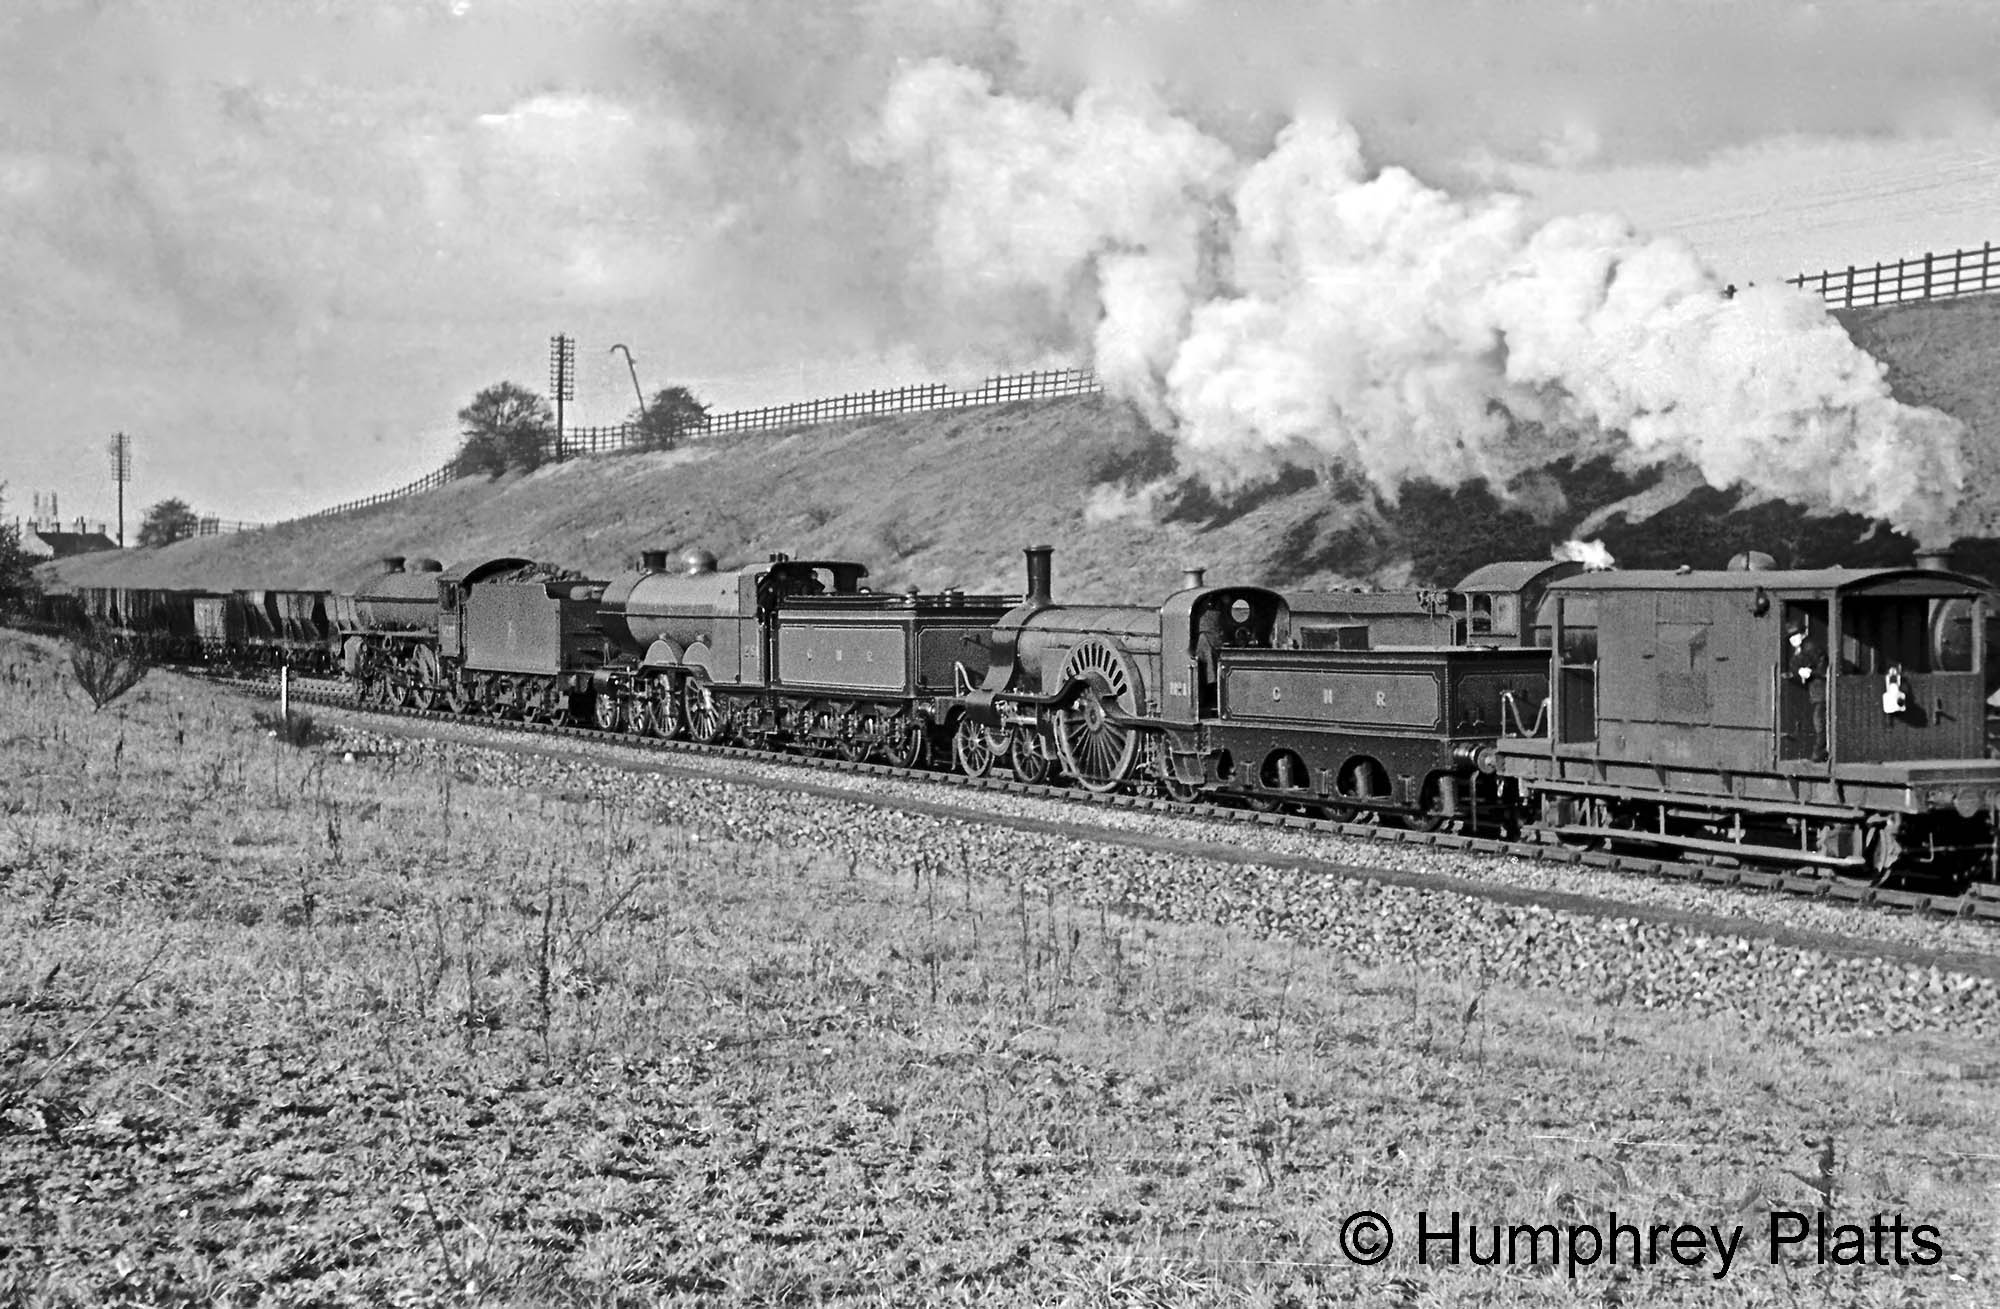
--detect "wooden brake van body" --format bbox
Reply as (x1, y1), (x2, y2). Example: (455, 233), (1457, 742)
(1495, 567), (2000, 875)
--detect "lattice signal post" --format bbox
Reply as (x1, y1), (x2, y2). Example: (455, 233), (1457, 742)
(549, 334), (576, 460)
(107, 432), (132, 548)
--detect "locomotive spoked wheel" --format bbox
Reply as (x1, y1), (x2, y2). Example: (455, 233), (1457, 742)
(642, 679), (683, 740)
(1148, 740), (1202, 803)
(530, 679), (567, 726)
(408, 647), (441, 711)
(591, 691), (622, 732)
(682, 679), (724, 744)
(952, 718), (1009, 778)
(809, 700), (852, 757)
(443, 680), (469, 715)
(1054, 641), (1142, 793)
(877, 712), (927, 769)
(1009, 735), (1053, 785)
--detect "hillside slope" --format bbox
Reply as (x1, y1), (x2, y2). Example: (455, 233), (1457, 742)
(45, 294), (2000, 600)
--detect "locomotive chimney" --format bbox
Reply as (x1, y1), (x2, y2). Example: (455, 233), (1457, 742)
(1181, 566), (1206, 590)
(1914, 546), (1955, 572)
(380, 556), (406, 573)
(1023, 545), (1054, 607)
(640, 549), (669, 573)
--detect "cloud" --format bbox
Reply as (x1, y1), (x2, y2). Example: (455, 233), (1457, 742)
(5, 0), (1996, 520)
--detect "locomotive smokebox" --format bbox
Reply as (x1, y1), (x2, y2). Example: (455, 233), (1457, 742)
(1182, 566), (1207, 590)
(1024, 545), (1054, 607)
(640, 549), (669, 573)
(1914, 546), (1955, 572)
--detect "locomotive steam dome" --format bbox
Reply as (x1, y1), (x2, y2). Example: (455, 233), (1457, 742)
(680, 547), (718, 575)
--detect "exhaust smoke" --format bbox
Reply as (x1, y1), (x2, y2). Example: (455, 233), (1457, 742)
(867, 63), (1971, 547)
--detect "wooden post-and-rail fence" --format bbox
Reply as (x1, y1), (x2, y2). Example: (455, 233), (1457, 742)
(1788, 241), (1998, 311)
(290, 366), (1102, 523)
(173, 238), (2000, 530)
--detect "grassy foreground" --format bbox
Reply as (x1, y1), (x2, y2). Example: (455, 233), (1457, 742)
(2, 632), (1996, 1306)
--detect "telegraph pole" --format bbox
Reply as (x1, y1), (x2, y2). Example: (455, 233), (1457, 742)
(549, 334), (575, 460)
(107, 432), (131, 547)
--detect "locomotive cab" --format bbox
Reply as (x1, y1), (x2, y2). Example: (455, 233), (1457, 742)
(1172, 587), (1290, 719)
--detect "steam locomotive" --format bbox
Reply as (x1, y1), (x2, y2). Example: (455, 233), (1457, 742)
(42, 541), (2000, 887)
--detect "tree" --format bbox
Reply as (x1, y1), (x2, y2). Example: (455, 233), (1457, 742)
(137, 497), (199, 548)
(629, 386), (709, 452)
(0, 484), (38, 615)
(456, 381), (553, 478)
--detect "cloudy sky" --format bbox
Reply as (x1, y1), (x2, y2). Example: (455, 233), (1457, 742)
(4, 0), (1997, 527)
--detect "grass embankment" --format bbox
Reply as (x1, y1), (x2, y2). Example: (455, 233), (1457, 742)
(43, 294), (2000, 601)
(2, 630), (1997, 1306)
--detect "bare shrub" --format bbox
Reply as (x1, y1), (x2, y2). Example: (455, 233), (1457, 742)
(251, 707), (330, 749)
(67, 633), (149, 711)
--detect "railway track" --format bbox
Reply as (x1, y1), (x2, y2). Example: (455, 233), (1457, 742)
(218, 668), (2000, 924)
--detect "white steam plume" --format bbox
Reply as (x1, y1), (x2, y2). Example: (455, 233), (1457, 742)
(865, 64), (1970, 545)
(1554, 538), (1617, 571)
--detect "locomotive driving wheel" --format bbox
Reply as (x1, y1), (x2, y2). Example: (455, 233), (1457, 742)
(1054, 641), (1142, 793)
(952, 717), (1010, 778)
(682, 678), (724, 744)
(642, 677), (682, 739)
(409, 647), (441, 711)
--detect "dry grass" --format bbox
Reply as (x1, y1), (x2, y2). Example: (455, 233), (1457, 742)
(2, 627), (1997, 1305)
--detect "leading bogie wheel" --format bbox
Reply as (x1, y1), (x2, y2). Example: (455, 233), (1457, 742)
(952, 718), (1007, 778)
(591, 689), (622, 732)
(1010, 734), (1052, 785)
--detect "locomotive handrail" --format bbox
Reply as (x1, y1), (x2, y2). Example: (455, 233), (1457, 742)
(1500, 690), (1549, 738)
